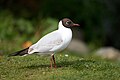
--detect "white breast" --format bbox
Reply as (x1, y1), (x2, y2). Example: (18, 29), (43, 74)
(60, 28), (72, 51)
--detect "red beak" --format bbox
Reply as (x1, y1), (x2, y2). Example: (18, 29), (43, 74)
(73, 23), (80, 27)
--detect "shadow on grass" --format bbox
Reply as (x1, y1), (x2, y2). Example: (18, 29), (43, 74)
(19, 59), (96, 70)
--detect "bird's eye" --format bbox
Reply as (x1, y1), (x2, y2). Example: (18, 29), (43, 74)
(66, 21), (72, 25)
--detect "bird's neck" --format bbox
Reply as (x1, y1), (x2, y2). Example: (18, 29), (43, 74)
(58, 21), (72, 38)
(58, 21), (72, 45)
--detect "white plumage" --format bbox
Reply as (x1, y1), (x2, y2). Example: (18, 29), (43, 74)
(28, 21), (72, 55)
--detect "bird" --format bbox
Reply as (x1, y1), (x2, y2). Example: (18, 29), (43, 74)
(10, 18), (80, 68)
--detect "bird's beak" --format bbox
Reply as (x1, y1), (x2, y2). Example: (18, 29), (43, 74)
(72, 23), (80, 27)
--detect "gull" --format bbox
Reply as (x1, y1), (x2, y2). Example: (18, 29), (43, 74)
(10, 18), (80, 68)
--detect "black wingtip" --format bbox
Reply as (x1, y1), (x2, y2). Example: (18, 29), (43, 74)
(9, 47), (29, 56)
(9, 52), (21, 56)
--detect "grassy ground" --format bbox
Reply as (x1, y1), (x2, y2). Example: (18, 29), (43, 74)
(0, 53), (120, 80)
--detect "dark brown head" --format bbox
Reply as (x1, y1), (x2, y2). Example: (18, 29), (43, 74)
(62, 18), (80, 28)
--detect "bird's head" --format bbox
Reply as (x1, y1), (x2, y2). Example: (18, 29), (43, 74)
(61, 18), (80, 28)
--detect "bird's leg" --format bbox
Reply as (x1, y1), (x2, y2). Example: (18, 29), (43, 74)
(50, 55), (53, 69)
(52, 54), (57, 68)
(50, 54), (57, 69)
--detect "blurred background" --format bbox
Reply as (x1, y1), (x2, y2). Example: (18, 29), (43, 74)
(0, 0), (120, 60)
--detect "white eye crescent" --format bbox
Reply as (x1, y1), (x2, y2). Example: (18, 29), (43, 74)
(66, 21), (71, 25)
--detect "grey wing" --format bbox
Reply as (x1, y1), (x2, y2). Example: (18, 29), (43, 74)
(29, 31), (63, 53)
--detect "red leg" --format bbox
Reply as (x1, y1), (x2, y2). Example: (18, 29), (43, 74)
(50, 56), (53, 69)
(52, 55), (57, 68)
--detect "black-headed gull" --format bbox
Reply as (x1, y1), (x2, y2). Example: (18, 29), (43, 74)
(10, 18), (80, 68)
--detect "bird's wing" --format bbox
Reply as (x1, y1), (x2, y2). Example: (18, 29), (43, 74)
(29, 30), (63, 53)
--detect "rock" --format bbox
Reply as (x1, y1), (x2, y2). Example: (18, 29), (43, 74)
(95, 47), (120, 60)
(67, 39), (89, 54)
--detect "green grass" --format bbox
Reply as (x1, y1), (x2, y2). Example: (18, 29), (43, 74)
(0, 53), (120, 80)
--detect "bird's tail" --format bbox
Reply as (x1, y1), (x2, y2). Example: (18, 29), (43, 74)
(9, 47), (29, 56)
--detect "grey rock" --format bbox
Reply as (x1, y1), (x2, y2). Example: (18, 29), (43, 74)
(95, 47), (120, 60)
(67, 39), (89, 54)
